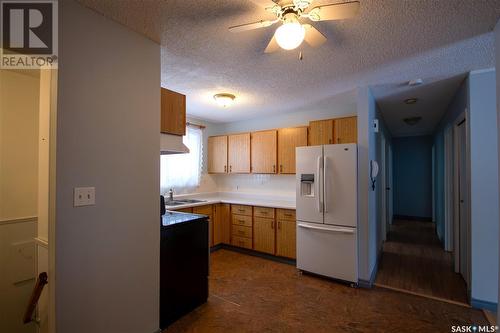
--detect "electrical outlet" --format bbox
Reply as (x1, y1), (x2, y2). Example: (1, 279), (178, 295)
(74, 187), (96, 207)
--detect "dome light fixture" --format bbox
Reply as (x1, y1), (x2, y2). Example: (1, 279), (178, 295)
(213, 93), (236, 108)
(274, 13), (305, 50)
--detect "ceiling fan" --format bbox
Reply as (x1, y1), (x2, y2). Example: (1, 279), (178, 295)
(229, 0), (360, 53)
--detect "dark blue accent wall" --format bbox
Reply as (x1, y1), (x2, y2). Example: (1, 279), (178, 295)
(393, 135), (433, 219)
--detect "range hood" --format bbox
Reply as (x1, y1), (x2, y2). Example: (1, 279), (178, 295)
(160, 133), (189, 155)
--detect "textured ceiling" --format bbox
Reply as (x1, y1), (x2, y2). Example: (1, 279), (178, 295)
(78, 0), (499, 123)
(372, 75), (467, 137)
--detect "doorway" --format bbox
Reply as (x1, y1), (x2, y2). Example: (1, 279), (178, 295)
(375, 134), (468, 304)
(454, 115), (471, 291)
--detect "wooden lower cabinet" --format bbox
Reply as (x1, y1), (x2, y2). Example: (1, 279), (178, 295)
(276, 219), (296, 259)
(193, 205), (214, 247)
(231, 236), (252, 249)
(215, 203), (231, 245)
(253, 217), (275, 255)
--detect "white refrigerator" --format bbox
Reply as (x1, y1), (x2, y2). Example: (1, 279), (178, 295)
(296, 143), (358, 283)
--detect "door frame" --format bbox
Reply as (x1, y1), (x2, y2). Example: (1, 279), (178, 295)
(453, 110), (471, 290)
(444, 125), (454, 252)
(380, 134), (387, 242)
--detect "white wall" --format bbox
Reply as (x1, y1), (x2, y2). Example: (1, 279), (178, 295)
(0, 69), (40, 333)
(495, 18), (500, 322)
(56, 1), (160, 332)
(356, 87), (378, 283)
(178, 96), (357, 196)
(0, 70), (39, 220)
(469, 69), (499, 307)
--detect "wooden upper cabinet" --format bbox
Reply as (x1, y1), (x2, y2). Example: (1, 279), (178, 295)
(309, 119), (334, 145)
(208, 136), (228, 173)
(161, 88), (186, 136)
(334, 116), (357, 144)
(278, 127), (308, 174)
(251, 130), (277, 174)
(228, 133), (250, 173)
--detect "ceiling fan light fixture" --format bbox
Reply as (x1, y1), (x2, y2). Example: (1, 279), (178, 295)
(213, 93), (236, 108)
(275, 14), (305, 50)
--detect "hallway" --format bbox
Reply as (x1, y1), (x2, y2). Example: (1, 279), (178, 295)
(375, 219), (468, 304)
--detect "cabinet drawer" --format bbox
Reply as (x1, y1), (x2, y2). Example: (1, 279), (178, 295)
(231, 204), (252, 216)
(193, 205), (213, 216)
(253, 207), (275, 218)
(277, 209), (296, 221)
(231, 236), (252, 249)
(232, 225), (252, 238)
(232, 214), (252, 227)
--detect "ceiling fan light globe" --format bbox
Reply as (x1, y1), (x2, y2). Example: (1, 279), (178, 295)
(275, 22), (305, 50)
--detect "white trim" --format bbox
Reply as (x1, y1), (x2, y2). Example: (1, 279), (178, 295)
(469, 68), (495, 75)
(0, 216), (37, 226)
(35, 237), (49, 248)
(444, 126), (454, 252)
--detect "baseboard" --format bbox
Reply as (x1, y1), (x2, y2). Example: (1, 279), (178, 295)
(471, 298), (498, 312)
(218, 244), (296, 266)
(393, 215), (432, 222)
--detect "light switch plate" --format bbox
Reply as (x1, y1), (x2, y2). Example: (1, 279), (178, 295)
(74, 187), (96, 207)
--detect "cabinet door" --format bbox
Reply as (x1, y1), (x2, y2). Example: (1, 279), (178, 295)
(253, 217), (275, 255)
(208, 136), (228, 173)
(193, 205), (213, 247)
(161, 88), (186, 135)
(276, 220), (296, 259)
(309, 119), (334, 145)
(334, 116), (357, 144)
(278, 127), (308, 174)
(216, 203), (231, 245)
(251, 130), (277, 173)
(228, 133), (250, 173)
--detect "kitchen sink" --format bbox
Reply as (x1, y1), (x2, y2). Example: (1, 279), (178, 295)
(178, 199), (206, 203)
(165, 199), (206, 206)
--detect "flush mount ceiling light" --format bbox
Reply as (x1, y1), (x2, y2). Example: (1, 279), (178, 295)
(403, 116), (422, 126)
(274, 13), (306, 50)
(404, 98), (418, 105)
(213, 93), (236, 108)
(408, 79), (423, 86)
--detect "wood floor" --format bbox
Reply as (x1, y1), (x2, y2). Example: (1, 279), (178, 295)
(164, 249), (485, 332)
(375, 219), (468, 304)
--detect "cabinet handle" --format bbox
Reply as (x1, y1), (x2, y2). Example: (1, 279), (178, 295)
(337, 138), (340, 144)
(230, 165), (232, 173)
(273, 165), (276, 173)
(224, 165), (227, 172)
(280, 165), (283, 173)
(238, 230), (245, 235)
(271, 221), (274, 229)
(238, 219), (245, 224)
(329, 139), (332, 144)
(284, 213), (292, 217)
(278, 221), (281, 230)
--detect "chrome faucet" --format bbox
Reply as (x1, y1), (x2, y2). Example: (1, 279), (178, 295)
(168, 188), (174, 201)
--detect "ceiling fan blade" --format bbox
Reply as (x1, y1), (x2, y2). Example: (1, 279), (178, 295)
(307, 1), (360, 22)
(264, 35), (280, 53)
(229, 20), (277, 33)
(303, 24), (327, 47)
(249, 0), (279, 9)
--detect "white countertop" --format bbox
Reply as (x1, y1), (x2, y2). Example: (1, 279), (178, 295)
(164, 191), (296, 210)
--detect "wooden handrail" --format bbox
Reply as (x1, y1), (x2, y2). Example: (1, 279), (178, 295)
(23, 272), (48, 324)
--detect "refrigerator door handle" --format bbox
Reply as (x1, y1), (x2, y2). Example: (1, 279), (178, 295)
(298, 223), (355, 234)
(323, 156), (328, 213)
(316, 156), (323, 213)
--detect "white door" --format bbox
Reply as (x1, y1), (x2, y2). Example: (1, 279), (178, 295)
(323, 144), (357, 227)
(296, 146), (323, 224)
(297, 222), (358, 282)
